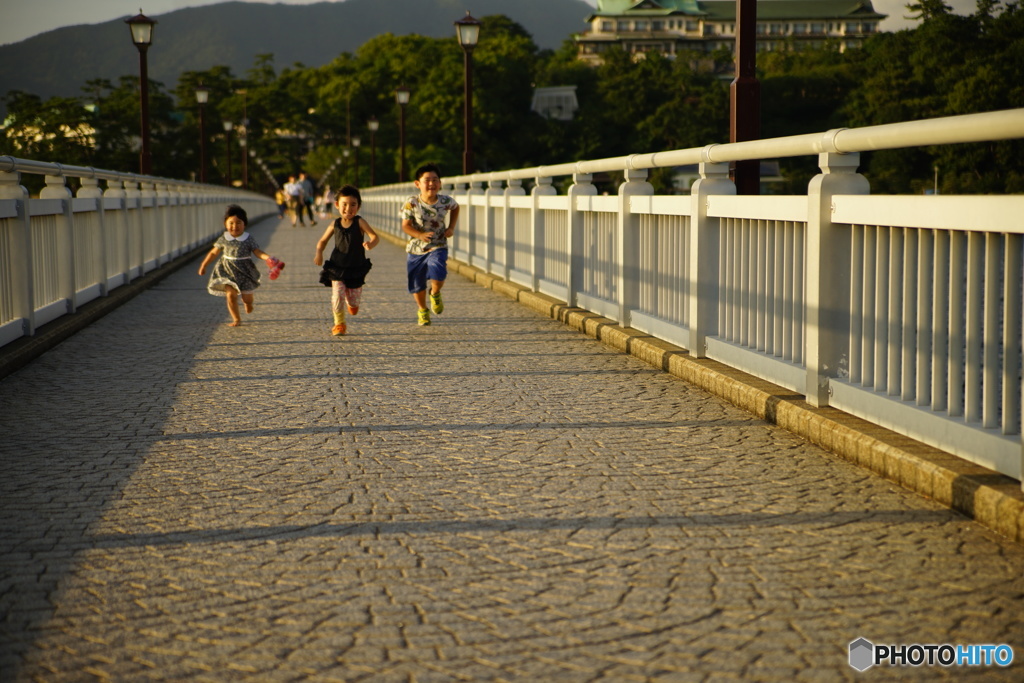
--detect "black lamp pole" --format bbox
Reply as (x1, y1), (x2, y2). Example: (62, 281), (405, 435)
(395, 85), (410, 182)
(455, 12), (482, 175)
(195, 85), (209, 183)
(125, 11), (156, 175)
(731, 0), (761, 194)
(352, 136), (361, 186)
(368, 116), (379, 186)
(222, 120), (233, 186)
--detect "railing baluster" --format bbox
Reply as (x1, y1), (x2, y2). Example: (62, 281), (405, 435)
(983, 232), (1002, 429)
(888, 226), (903, 397)
(948, 231), (967, 417)
(849, 225), (864, 384)
(965, 232), (985, 422)
(874, 226), (889, 392)
(1004, 234), (1023, 436)
(916, 229), (934, 407)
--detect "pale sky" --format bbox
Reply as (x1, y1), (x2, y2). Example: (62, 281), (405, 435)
(0, 0), (986, 47)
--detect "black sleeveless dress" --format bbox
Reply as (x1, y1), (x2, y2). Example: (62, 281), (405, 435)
(319, 216), (373, 288)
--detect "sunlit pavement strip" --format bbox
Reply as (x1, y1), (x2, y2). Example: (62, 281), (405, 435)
(1, 215), (1022, 681)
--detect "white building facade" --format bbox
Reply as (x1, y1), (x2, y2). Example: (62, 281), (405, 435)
(576, 0), (886, 64)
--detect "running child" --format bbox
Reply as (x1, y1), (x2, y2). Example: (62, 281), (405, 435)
(198, 204), (283, 327)
(401, 163), (459, 326)
(314, 185), (379, 336)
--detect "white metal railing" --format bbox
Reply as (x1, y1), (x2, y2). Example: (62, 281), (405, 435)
(0, 158), (277, 345)
(363, 109), (1024, 486)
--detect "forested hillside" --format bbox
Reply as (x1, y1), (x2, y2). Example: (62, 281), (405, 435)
(2, 1), (1021, 194)
(0, 0), (593, 112)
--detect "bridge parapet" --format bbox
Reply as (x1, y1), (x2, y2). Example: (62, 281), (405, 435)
(0, 159), (275, 342)
(363, 109), (1024, 486)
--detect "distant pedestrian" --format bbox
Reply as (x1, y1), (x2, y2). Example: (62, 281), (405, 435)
(401, 163), (459, 326)
(314, 185), (379, 336)
(319, 185), (335, 219)
(198, 204), (283, 327)
(299, 171), (318, 226)
(274, 187), (287, 219)
(284, 175), (305, 227)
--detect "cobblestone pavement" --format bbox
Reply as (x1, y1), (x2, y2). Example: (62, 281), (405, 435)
(1, 215), (1022, 682)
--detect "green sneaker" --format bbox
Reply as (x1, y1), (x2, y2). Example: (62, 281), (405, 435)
(429, 291), (444, 314)
(417, 308), (431, 326)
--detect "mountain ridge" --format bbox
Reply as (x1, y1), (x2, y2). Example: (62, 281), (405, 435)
(0, 0), (594, 110)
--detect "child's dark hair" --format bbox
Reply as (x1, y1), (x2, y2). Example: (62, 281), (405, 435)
(414, 163), (442, 181)
(337, 184), (362, 206)
(224, 204), (248, 225)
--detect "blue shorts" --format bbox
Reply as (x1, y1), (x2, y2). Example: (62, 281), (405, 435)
(407, 248), (448, 293)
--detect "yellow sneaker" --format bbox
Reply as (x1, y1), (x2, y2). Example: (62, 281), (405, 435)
(429, 292), (444, 314)
(417, 308), (431, 326)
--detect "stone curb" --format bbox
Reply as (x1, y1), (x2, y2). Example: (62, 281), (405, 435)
(447, 257), (1024, 545)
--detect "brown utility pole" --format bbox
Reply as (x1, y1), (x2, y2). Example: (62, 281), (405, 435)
(731, 0), (761, 194)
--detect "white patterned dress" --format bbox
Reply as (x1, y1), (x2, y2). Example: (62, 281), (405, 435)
(207, 232), (262, 296)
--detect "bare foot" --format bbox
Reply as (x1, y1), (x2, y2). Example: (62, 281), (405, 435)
(228, 320), (242, 327)
(244, 301), (254, 314)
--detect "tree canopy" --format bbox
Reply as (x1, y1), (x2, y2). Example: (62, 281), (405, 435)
(2, 4), (1022, 194)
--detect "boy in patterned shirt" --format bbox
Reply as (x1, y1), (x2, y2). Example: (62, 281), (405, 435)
(401, 163), (460, 326)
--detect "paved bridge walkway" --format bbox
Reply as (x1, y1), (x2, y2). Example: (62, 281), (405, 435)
(1, 215), (1022, 681)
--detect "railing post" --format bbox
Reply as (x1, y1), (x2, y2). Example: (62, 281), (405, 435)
(483, 179), (502, 274)
(140, 181), (157, 272)
(503, 178), (524, 280)
(40, 174), (77, 314)
(104, 180), (129, 287)
(155, 182), (173, 262)
(531, 176), (557, 292)
(447, 180), (466, 261)
(76, 177), (109, 297)
(123, 180), (143, 280)
(464, 181), (482, 268)
(0, 170), (34, 336)
(567, 173), (596, 308)
(688, 161), (735, 357)
(617, 167), (653, 327)
(806, 152), (869, 406)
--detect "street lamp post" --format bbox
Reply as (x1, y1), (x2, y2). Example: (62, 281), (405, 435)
(395, 85), (410, 182)
(367, 117), (379, 187)
(455, 11), (482, 175)
(731, 0), (761, 195)
(343, 148), (350, 184)
(195, 85), (209, 183)
(239, 132), (248, 190)
(222, 120), (233, 186)
(125, 11), (157, 175)
(352, 136), (361, 187)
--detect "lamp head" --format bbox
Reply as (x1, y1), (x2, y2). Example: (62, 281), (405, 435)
(455, 11), (481, 49)
(125, 10), (156, 47)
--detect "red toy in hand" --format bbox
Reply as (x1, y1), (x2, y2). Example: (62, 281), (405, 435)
(268, 257), (285, 280)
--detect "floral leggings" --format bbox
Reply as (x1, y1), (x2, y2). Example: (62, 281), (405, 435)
(332, 282), (362, 318)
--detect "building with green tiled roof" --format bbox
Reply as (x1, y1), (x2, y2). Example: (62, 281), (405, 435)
(576, 0), (886, 64)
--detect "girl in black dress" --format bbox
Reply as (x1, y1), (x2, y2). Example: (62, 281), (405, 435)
(313, 186), (379, 336)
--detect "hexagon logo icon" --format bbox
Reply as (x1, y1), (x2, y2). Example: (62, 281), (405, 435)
(849, 638), (875, 671)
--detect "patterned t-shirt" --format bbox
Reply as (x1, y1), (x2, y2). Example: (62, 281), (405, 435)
(401, 194), (458, 255)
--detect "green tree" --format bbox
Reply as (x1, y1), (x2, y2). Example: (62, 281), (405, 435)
(1, 91), (94, 165)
